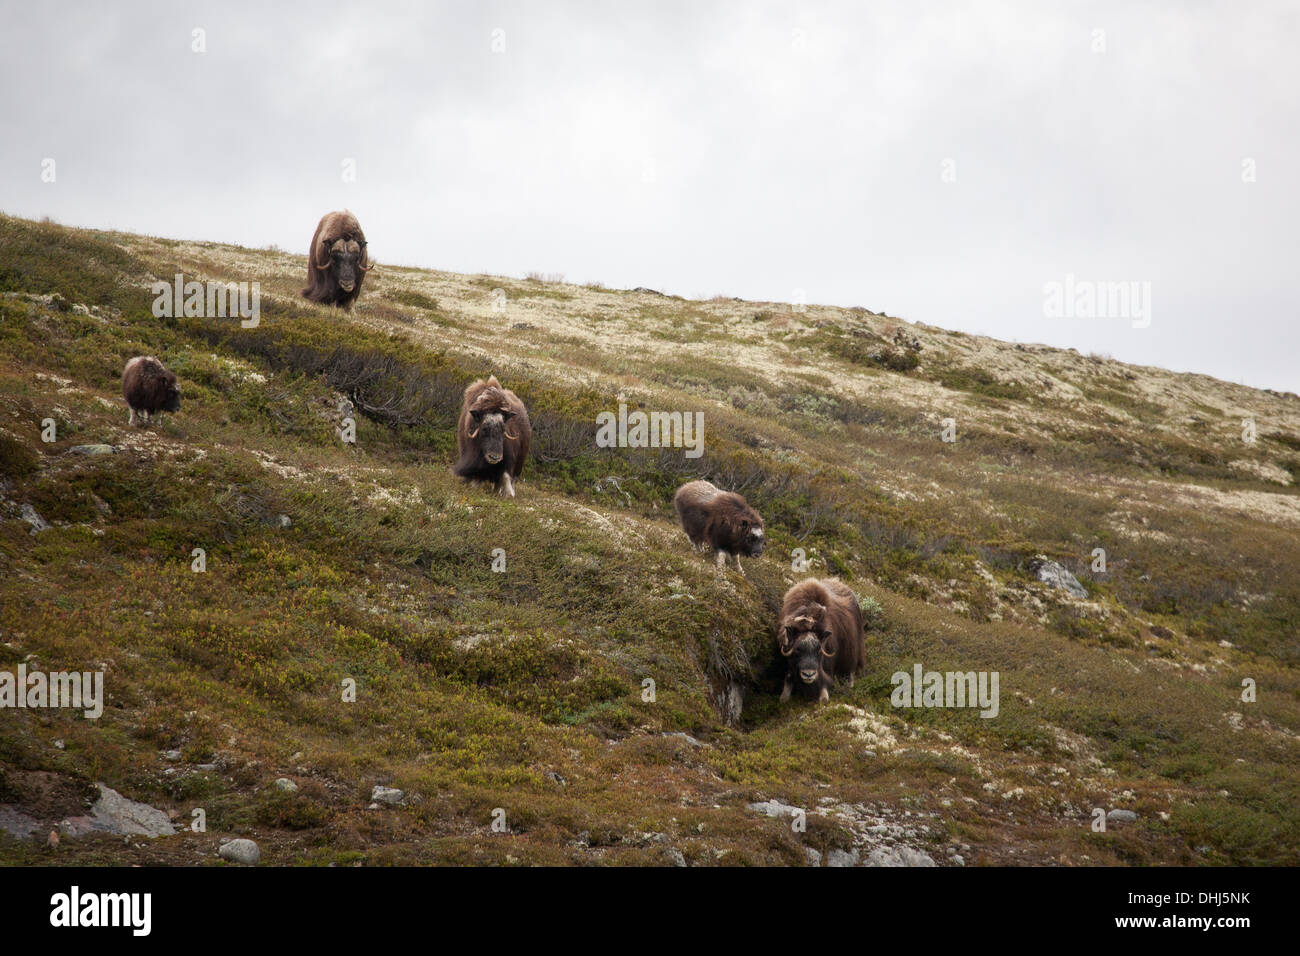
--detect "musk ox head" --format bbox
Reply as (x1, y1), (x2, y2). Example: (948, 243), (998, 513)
(160, 375), (181, 412)
(467, 390), (522, 466)
(737, 515), (764, 557)
(779, 605), (836, 691)
(315, 235), (370, 295)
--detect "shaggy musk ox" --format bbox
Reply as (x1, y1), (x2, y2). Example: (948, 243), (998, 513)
(777, 578), (865, 703)
(122, 356), (180, 426)
(454, 376), (530, 497)
(673, 479), (764, 574)
(302, 210), (373, 308)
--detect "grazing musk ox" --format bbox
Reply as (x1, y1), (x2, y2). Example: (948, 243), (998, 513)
(777, 578), (865, 703)
(672, 479), (764, 574)
(122, 356), (180, 426)
(454, 376), (530, 497)
(301, 210), (373, 308)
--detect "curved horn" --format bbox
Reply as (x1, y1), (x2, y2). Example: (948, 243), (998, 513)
(503, 427), (519, 441)
(779, 640), (796, 657)
(359, 255), (376, 272)
(314, 244), (334, 270)
(467, 425), (481, 439)
(820, 636), (837, 658)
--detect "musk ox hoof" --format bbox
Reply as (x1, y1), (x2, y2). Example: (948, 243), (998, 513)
(818, 687), (830, 703)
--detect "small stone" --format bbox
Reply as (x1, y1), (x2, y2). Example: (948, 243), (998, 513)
(274, 778), (298, 793)
(277, 514), (291, 528)
(53, 739), (65, 750)
(20, 504), (50, 534)
(664, 848), (687, 867)
(67, 444), (116, 456)
(161, 750), (182, 762)
(218, 839), (260, 865)
(1106, 809), (1138, 824)
(804, 847), (823, 867)
(371, 785), (404, 806)
(1029, 556), (1088, 599)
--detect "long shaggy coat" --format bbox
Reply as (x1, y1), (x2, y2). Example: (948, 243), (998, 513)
(453, 376), (531, 497)
(301, 210), (372, 308)
(672, 479), (764, 573)
(122, 356), (180, 426)
(777, 578), (865, 702)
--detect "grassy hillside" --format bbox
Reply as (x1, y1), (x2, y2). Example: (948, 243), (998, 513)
(0, 212), (1297, 866)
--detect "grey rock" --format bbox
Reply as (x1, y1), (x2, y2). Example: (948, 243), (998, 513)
(1030, 556), (1088, 599)
(371, 785), (404, 806)
(20, 504), (50, 533)
(663, 732), (705, 748)
(826, 848), (860, 868)
(804, 847), (823, 867)
(747, 800), (802, 819)
(67, 444), (116, 456)
(218, 838), (260, 865)
(0, 806), (40, 840)
(1106, 809), (1138, 824)
(161, 750), (182, 762)
(664, 847), (687, 867)
(59, 784), (175, 839)
(273, 778), (298, 793)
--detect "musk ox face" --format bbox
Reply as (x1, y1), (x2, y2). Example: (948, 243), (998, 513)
(161, 379), (181, 412)
(780, 611), (835, 691)
(321, 237), (366, 294)
(739, 519), (764, 557)
(468, 406), (519, 465)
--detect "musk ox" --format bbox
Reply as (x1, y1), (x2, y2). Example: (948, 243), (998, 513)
(122, 356), (180, 426)
(454, 376), (530, 497)
(301, 210), (373, 308)
(672, 479), (764, 574)
(777, 578), (865, 703)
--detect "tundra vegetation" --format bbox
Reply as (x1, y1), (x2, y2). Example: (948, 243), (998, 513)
(0, 213), (1297, 866)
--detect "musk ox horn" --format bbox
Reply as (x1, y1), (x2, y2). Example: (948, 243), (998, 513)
(467, 425), (481, 439)
(504, 426), (519, 440)
(314, 249), (333, 271)
(820, 636), (837, 658)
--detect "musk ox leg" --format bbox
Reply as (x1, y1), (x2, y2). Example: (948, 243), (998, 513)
(780, 676), (792, 703)
(714, 550), (726, 570)
(848, 674), (855, 689)
(497, 473), (515, 498)
(128, 407), (137, 427)
(733, 554), (746, 576)
(818, 685), (830, 703)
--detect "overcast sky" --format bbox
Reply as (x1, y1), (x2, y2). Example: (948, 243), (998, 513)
(2, 1), (1295, 391)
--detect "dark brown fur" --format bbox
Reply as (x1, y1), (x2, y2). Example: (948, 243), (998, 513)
(672, 479), (764, 573)
(301, 210), (373, 308)
(453, 376), (531, 497)
(777, 578), (865, 702)
(122, 356), (180, 426)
